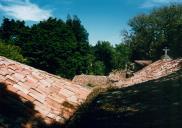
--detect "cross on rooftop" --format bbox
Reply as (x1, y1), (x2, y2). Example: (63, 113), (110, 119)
(162, 47), (172, 60)
(163, 47), (170, 56)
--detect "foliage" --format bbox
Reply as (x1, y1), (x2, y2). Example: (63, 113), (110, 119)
(0, 18), (30, 47)
(112, 43), (132, 69)
(0, 4), (181, 78)
(0, 17), (132, 78)
(92, 41), (132, 74)
(0, 16), (96, 78)
(127, 4), (182, 60)
(91, 60), (106, 75)
(93, 41), (115, 74)
(0, 40), (26, 63)
(25, 18), (78, 78)
(66, 15), (93, 75)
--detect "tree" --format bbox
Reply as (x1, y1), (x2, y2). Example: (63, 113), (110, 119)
(66, 15), (92, 75)
(23, 18), (78, 78)
(0, 17), (95, 78)
(127, 4), (182, 60)
(0, 18), (14, 42)
(0, 40), (26, 63)
(0, 18), (30, 46)
(91, 61), (105, 75)
(93, 41), (115, 74)
(112, 43), (131, 69)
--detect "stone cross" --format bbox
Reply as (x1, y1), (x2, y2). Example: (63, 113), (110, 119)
(163, 47), (170, 56)
(162, 47), (172, 60)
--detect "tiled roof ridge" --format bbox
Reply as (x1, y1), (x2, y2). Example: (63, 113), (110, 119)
(116, 58), (182, 87)
(0, 56), (71, 82)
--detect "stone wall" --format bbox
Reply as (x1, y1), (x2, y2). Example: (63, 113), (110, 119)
(108, 70), (127, 82)
(72, 75), (108, 87)
(0, 56), (91, 125)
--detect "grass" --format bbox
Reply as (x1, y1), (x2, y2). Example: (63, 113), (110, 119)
(67, 69), (182, 128)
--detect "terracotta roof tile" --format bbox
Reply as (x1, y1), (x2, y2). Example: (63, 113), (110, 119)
(17, 90), (35, 102)
(0, 56), (92, 124)
(13, 83), (29, 94)
(29, 89), (46, 103)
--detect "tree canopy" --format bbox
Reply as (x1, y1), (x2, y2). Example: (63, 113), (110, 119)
(0, 16), (94, 78)
(0, 40), (26, 63)
(127, 4), (182, 60)
(0, 4), (181, 78)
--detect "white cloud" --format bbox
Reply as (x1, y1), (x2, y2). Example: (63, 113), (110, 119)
(0, 0), (52, 21)
(141, 0), (182, 8)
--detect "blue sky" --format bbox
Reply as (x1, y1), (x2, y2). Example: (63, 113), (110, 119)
(0, 0), (181, 45)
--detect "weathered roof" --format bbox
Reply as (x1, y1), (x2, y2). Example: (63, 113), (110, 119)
(0, 56), (91, 124)
(116, 58), (182, 87)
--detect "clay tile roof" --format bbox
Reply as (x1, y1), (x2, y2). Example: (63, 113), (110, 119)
(116, 58), (182, 87)
(0, 56), (91, 124)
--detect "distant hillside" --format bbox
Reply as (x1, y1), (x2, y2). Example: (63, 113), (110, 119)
(68, 69), (182, 128)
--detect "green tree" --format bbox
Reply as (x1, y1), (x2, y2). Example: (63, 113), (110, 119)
(0, 40), (26, 63)
(23, 18), (78, 78)
(0, 17), (94, 78)
(0, 18), (15, 42)
(66, 15), (92, 75)
(91, 61), (105, 75)
(112, 43), (131, 69)
(93, 41), (115, 74)
(127, 4), (182, 60)
(0, 18), (30, 46)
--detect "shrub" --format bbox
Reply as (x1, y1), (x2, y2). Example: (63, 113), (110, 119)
(0, 41), (27, 63)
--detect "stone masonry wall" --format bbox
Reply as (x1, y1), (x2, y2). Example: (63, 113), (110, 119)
(72, 75), (108, 87)
(108, 70), (127, 82)
(0, 56), (91, 124)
